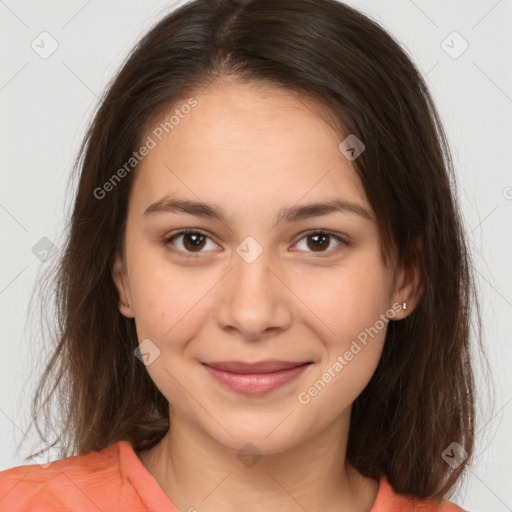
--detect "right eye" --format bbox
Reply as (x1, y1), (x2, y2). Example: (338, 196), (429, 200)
(162, 229), (220, 257)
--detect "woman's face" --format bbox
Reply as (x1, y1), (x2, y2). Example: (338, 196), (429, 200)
(113, 79), (416, 455)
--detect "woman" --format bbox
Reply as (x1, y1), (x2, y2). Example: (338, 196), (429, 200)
(0, 0), (482, 510)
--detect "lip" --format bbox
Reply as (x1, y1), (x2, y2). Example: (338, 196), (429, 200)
(202, 360), (312, 395)
(202, 360), (311, 373)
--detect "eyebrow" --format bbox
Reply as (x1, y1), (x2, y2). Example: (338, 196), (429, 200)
(143, 196), (374, 223)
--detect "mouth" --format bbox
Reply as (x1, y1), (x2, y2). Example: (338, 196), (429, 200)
(201, 360), (313, 395)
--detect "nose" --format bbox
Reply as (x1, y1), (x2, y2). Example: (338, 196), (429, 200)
(214, 250), (292, 340)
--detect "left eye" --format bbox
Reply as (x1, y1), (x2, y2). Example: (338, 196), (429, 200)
(293, 231), (348, 254)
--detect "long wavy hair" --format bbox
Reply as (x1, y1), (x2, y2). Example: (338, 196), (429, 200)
(24, 0), (490, 502)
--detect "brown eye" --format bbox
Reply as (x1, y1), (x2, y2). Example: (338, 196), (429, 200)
(163, 230), (217, 255)
(294, 231), (348, 254)
(182, 232), (206, 251)
(307, 233), (330, 251)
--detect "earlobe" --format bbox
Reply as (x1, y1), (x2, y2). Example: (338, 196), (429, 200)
(112, 253), (135, 318)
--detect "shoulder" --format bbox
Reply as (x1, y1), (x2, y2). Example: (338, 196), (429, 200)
(372, 476), (466, 512)
(0, 441), (137, 511)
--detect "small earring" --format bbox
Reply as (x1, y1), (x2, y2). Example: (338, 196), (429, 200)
(124, 302), (129, 308)
(402, 301), (407, 310)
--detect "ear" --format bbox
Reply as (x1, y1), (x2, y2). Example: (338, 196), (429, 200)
(112, 252), (135, 318)
(391, 241), (424, 321)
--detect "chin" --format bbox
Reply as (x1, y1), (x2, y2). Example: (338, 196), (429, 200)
(202, 417), (307, 458)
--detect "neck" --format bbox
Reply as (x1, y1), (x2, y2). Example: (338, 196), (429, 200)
(137, 410), (379, 512)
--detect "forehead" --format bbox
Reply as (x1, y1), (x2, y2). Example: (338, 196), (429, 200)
(130, 80), (370, 215)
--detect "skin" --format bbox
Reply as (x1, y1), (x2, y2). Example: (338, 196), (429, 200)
(112, 78), (422, 512)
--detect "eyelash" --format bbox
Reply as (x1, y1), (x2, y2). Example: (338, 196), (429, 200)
(162, 229), (350, 259)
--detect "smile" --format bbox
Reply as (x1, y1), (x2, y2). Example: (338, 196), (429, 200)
(201, 362), (312, 396)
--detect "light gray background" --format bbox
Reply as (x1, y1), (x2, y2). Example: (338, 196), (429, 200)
(0, 1), (511, 511)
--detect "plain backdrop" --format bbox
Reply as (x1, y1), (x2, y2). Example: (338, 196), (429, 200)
(0, 1), (511, 511)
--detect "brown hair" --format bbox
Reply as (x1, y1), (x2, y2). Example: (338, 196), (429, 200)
(25, 0), (489, 502)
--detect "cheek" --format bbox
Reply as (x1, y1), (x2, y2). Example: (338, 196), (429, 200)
(127, 259), (216, 407)
(292, 258), (393, 342)
(295, 268), (391, 415)
(128, 248), (216, 343)
(289, 258), (393, 405)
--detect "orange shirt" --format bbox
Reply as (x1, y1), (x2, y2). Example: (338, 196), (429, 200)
(0, 440), (464, 511)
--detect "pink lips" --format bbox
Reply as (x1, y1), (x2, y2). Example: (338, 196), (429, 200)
(202, 360), (312, 395)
